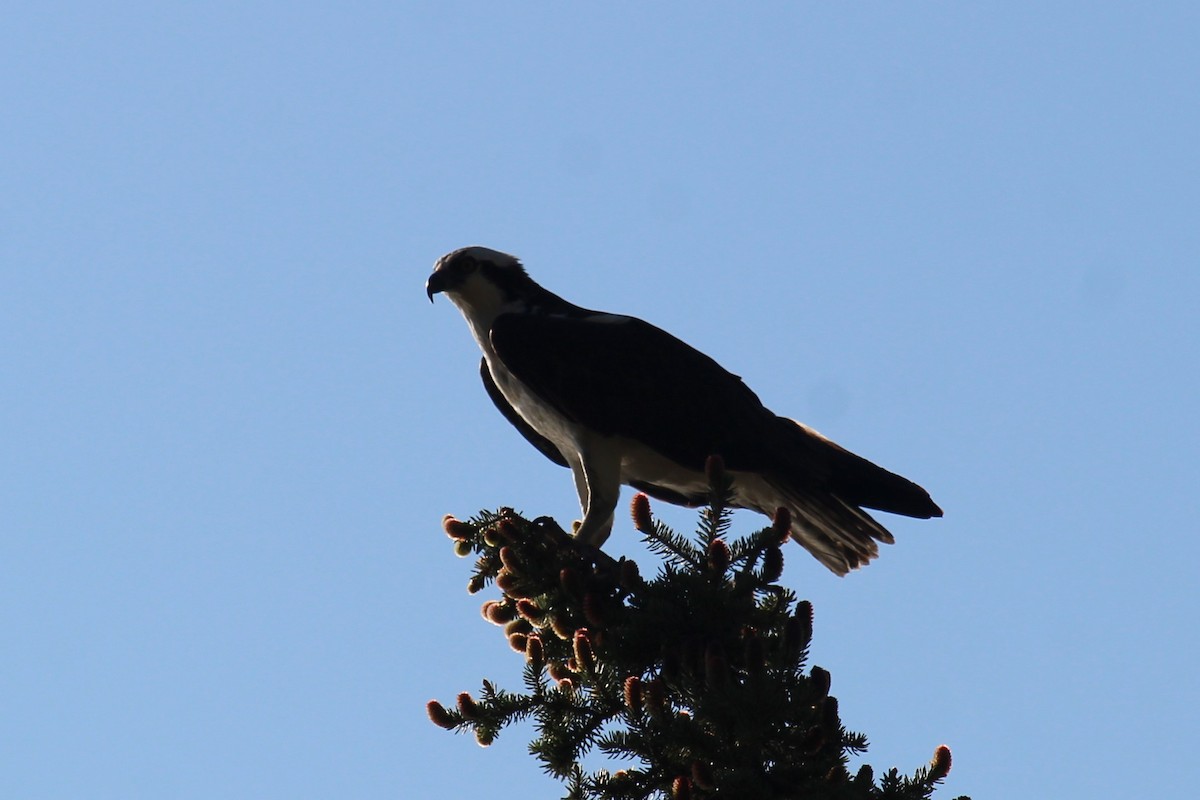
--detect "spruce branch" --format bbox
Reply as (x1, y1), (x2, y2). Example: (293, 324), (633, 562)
(429, 488), (969, 800)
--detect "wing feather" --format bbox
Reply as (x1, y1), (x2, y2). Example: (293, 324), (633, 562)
(488, 311), (942, 560)
(489, 313), (778, 471)
(776, 419), (943, 518)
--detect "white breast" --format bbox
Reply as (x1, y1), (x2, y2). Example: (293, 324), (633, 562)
(484, 355), (584, 457)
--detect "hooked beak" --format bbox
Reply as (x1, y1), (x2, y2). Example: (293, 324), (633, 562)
(425, 270), (449, 303)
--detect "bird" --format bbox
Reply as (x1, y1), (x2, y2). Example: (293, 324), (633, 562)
(426, 246), (942, 575)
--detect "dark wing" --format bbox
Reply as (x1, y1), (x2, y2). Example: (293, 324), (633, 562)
(480, 357), (569, 467)
(776, 419), (943, 519)
(490, 313), (942, 521)
(489, 313), (780, 472)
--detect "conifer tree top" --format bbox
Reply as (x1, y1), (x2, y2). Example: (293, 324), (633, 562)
(428, 485), (969, 800)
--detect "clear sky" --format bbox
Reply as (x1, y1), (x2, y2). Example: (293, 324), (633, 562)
(3, 3), (1197, 798)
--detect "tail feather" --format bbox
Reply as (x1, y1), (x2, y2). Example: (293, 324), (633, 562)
(779, 418), (943, 519)
(757, 419), (942, 575)
(768, 481), (896, 576)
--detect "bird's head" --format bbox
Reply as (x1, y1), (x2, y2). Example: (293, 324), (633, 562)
(426, 246), (535, 319)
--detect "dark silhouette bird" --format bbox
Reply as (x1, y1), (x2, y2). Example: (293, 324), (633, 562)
(427, 246), (942, 574)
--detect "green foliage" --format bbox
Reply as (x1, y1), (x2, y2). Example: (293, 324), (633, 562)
(429, 465), (969, 800)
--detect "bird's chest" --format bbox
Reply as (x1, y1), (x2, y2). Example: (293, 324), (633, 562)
(484, 355), (583, 450)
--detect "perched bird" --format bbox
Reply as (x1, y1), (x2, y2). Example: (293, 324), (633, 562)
(426, 246), (942, 575)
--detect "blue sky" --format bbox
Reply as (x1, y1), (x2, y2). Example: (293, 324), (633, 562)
(3, 3), (1197, 798)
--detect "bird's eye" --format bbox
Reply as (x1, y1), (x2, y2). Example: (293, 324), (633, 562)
(456, 257), (478, 274)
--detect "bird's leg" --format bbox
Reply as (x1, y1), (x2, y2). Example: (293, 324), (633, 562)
(569, 459), (588, 505)
(567, 457), (591, 535)
(571, 443), (622, 548)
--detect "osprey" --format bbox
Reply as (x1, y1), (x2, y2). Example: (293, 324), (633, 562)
(426, 246), (942, 575)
